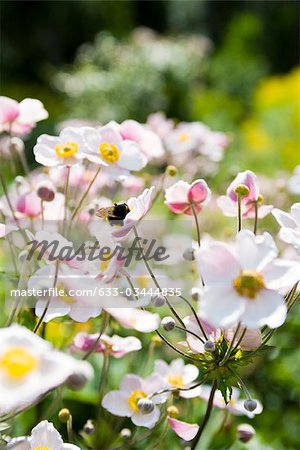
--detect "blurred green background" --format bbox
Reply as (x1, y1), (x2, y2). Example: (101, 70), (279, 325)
(1, 0), (299, 173)
(1, 1), (299, 449)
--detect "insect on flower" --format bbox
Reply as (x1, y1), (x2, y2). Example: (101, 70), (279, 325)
(96, 202), (130, 226)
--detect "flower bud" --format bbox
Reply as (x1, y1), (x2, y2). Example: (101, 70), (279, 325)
(137, 398), (155, 415)
(37, 184), (55, 202)
(151, 335), (162, 346)
(167, 405), (179, 418)
(257, 194), (263, 203)
(120, 428), (132, 439)
(10, 137), (24, 153)
(83, 420), (95, 435)
(234, 184), (250, 197)
(151, 294), (166, 307)
(58, 408), (71, 423)
(204, 341), (215, 353)
(161, 316), (175, 331)
(191, 288), (201, 301)
(244, 399), (257, 412)
(18, 250), (29, 263)
(183, 247), (195, 261)
(237, 424), (255, 443)
(67, 373), (88, 390)
(166, 165), (178, 177)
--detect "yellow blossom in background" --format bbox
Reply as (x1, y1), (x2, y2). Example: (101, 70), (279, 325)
(242, 67), (300, 170)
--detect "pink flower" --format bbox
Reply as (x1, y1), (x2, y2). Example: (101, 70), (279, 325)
(217, 170), (273, 219)
(120, 119), (165, 159)
(183, 315), (262, 354)
(16, 191), (42, 218)
(71, 333), (142, 358)
(146, 112), (174, 139)
(168, 417), (199, 441)
(165, 179), (211, 215)
(0, 96), (48, 136)
(106, 308), (160, 332)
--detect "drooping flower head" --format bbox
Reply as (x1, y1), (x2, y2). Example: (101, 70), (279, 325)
(217, 170), (273, 219)
(165, 179), (211, 215)
(0, 96), (48, 136)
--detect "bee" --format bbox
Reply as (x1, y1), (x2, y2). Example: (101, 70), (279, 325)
(96, 203), (130, 226)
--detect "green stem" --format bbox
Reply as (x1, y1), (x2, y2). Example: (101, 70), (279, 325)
(253, 200), (258, 235)
(70, 166), (101, 221)
(191, 380), (217, 450)
(237, 194), (242, 232)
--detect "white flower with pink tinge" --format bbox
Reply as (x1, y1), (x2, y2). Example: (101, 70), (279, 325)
(199, 386), (263, 418)
(81, 121), (148, 176)
(0, 96), (48, 136)
(168, 417), (199, 441)
(102, 373), (167, 428)
(7, 420), (79, 450)
(119, 119), (165, 159)
(197, 230), (296, 329)
(165, 179), (211, 215)
(272, 202), (300, 254)
(183, 315), (262, 354)
(34, 127), (88, 167)
(71, 333), (142, 358)
(0, 325), (93, 416)
(217, 170), (273, 219)
(153, 359), (199, 398)
(28, 264), (102, 323)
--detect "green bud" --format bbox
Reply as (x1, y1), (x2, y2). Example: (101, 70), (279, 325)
(234, 184), (250, 197)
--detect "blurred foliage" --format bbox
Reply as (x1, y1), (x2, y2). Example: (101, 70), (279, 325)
(53, 29), (210, 123)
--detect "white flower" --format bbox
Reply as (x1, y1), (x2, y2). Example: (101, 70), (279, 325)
(81, 122), (148, 175)
(71, 333), (142, 358)
(28, 264), (102, 322)
(7, 420), (80, 449)
(0, 325), (93, 416)
(153, 358), (199, 398)
(34, 127), (87, 167)
(272, 203), (300, 254)
(287, 166), (300, 195)
(199, 386), (263, 418)
(102, 373), (166, 428)
(197, 230), (295, 329)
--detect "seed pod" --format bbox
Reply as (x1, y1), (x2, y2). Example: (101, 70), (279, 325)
(137, 398), (155, 415)
(120, 428), (132, 439)
(161, 316), (175, 331)
(58, 408), (71, 423)
(237, 424), (255, 443)
(151, 294), (166, 307)
(183, 247), (195, 261)
(204, 341), (215, 353)
(244, 399), (257, 412)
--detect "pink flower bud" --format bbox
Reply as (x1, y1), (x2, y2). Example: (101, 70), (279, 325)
(165, 179), (211, 215)
(16, 191), (41, 217)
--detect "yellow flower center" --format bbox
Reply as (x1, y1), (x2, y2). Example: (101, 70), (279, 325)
(233, 270), (265, 299)
(99, 252), (112, 273)
(57, 283), (75, 304)
(167, 374), (184, 388)
(0, 347), (38, 379)
(33, 447), (50, 450)
(136, 275), (149, 289)
(99, 142), (120, 163)
(55, 142), (78, 158)
(127, 390), (147, 412)
(177, 133), (190, 143)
